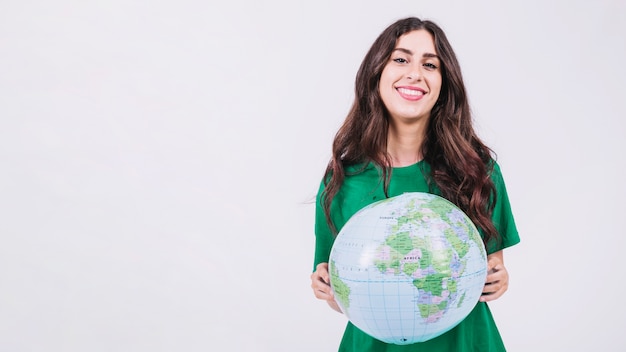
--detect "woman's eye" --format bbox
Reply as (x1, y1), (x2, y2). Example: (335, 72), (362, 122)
(423, 63), (438, 70)
(393, 58), (408, 64)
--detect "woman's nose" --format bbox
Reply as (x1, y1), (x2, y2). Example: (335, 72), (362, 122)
(405, 64), (423, 81)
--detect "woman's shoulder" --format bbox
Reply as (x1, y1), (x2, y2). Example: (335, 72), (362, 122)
(488, 159), (506, 184)
(344, 161), (377, 175)
(316, 161), (378, 191)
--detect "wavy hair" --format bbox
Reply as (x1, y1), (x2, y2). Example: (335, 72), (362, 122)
(322, 17), (500, 247)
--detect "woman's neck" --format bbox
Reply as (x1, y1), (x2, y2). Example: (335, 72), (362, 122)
(387, 120), (427, 167)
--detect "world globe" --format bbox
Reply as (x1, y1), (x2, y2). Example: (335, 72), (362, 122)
(329, 192), (488, 345)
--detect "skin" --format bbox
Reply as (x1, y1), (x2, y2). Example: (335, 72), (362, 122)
(310, 29), (510, 312)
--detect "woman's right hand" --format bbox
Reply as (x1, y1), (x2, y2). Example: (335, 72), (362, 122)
(310, 262), (342, 313)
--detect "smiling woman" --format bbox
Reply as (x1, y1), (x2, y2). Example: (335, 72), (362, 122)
(309, 16), (520, 352)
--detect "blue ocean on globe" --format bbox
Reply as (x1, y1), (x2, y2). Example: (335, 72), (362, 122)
(329, 192), (488, 345)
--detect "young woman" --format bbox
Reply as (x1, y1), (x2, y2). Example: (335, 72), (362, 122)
(310, 17), (520, 351)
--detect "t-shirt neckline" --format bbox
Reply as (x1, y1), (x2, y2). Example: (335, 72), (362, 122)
(391, 160), (425, 176)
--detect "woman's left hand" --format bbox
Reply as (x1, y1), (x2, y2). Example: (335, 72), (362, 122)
(480, 250), (509, 302)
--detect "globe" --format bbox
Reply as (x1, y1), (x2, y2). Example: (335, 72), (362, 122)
(329, 192), (488, 345)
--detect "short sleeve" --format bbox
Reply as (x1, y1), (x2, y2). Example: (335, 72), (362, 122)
(487, 162), (521, 253)
(313, 180), (335, 271)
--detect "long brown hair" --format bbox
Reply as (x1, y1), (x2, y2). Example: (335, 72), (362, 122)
(321, 17), (500, 248)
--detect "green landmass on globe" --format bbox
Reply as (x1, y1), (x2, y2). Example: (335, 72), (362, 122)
(372, 196), (483, 319)
(330, 259), (351, 310)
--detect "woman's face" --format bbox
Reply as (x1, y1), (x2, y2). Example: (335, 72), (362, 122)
(379, 29), (442, 124)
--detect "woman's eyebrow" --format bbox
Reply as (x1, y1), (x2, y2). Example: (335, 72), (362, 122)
(392, 48), (440, 59)
(393, 48), (413, 55)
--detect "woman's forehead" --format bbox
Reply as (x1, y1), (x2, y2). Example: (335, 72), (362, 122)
(395, 30), (437, 53)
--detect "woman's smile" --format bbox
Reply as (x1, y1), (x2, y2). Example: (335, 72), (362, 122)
(396, 86), (426, 101)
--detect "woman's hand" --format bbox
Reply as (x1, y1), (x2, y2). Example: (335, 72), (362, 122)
(310, 262), (342, 313)
(480, 250), (509, 302)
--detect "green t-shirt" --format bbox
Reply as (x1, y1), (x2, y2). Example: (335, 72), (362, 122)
(313, 160), (520, 352)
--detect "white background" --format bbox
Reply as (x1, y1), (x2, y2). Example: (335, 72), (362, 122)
(1, 0), (625, 351)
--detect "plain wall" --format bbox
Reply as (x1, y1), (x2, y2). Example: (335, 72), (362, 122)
(1, 0), (625, 351)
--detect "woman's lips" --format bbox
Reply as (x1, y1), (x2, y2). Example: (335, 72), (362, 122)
(396, 87), (426, 101)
